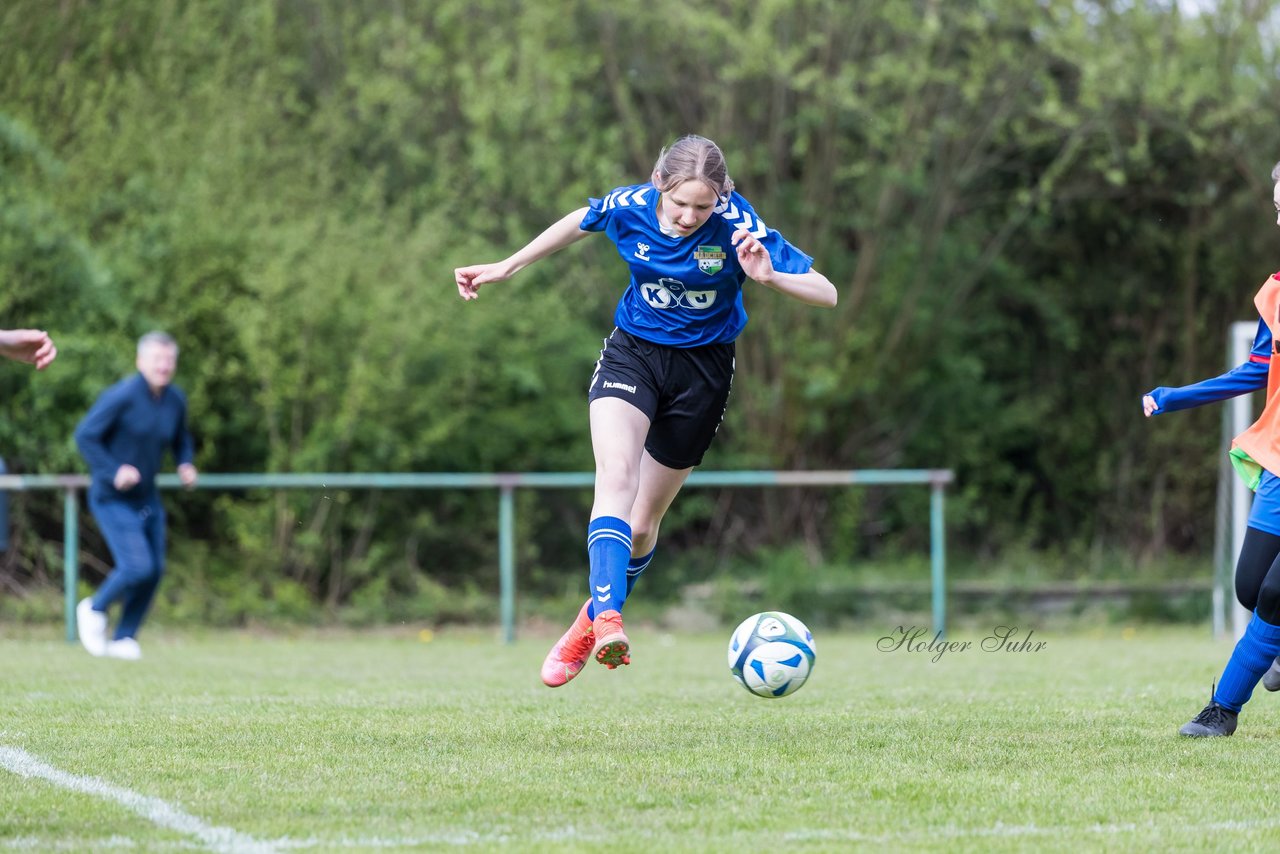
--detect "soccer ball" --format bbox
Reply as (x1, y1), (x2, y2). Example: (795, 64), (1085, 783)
(727, 611), (816, 698)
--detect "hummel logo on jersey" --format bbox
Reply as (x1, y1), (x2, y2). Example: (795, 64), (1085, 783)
(640, 277), (717, 311)
(695, 245), (726, 275)
(603, 381), (637, 394)
(605, 187), (650, 210)
(714, 196), (768, 239)
(634, 242), (651, 261)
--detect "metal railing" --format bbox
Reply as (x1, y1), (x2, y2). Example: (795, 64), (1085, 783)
(0, 469), (954, 643)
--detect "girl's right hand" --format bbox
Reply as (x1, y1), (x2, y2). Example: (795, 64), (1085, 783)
(454, 262), (510, 301)
(1142, 394), (1159, 417)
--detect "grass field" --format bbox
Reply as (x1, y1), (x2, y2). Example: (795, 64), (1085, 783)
(3, 621), (1280, 853)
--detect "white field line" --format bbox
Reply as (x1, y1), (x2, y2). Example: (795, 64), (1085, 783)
(3, 836), (147, 850)
(5, 817), (1280, 851)
(6, 740), (1280, 850)
(784, 815), (1280, 844)
(224, 814), (1280, 848)
(273, 816), (1280, 848)
(0, 746), (278, 854)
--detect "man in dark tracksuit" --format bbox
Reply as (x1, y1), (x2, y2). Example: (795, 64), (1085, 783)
(74, 331), (197, 660)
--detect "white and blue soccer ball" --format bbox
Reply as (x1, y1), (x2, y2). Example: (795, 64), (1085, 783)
(727, 611), (816, 698)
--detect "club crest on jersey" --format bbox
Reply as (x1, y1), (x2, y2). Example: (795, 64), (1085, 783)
(695, 245), (726, 275)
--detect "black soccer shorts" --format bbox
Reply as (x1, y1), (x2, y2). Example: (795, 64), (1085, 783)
(587, 327), (735, 469)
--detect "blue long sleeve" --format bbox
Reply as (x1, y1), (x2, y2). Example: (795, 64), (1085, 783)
(74, 382), (130, 476)
(172, 397), (194, 466)
(1147, 318), (1271, 415)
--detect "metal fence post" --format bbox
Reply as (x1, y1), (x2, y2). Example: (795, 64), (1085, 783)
(930, 479), (947, 638)
(64, 487), (79, 642)
(498, 482), (516, 644)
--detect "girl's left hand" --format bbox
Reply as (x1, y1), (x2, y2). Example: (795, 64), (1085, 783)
(732, 228), (774, 285)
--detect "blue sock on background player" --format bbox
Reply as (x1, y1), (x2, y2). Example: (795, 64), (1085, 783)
(1214, 611), (1280, 711)
(588, 546), (653, 620)
(586, 516), (631, 619)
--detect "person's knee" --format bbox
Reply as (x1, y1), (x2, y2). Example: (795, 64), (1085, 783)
(629, 517), (658, 552)
(1257, 578), (1280, 624)
(596, 456), (640, 497)
(116, 554), (161, 586)
(1234, 529), (1280, 610)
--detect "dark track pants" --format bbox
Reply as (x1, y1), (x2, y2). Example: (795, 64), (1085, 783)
(89, 496), (166, 640)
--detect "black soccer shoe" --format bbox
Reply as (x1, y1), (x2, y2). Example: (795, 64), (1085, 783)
(1179, 699), (1238, 737)
(1262, 656), (1280, 692)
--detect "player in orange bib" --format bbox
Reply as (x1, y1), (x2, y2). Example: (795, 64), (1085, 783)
(1143, 159), (1280, 736)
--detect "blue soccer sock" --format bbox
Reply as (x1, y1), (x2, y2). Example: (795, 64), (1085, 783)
(585, 516), (632, 619)
(1213, 611), (1280, 712)
(589, 545), (654, 620)
(627, 547), (655, 598)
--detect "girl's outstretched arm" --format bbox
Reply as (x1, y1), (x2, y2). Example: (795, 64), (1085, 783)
(455, 207), (593, 301)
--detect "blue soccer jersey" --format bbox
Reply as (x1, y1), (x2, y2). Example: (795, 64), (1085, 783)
(579, 183), (815, 347)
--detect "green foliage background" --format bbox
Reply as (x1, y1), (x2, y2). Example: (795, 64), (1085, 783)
(1, 0), (1278, 622)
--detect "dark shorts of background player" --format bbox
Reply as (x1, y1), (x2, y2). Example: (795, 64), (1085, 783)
(587, 327), (735, 469)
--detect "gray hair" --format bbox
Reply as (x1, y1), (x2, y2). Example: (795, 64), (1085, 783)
(137, 330), (178, 356)
(653, 135), (735, 197)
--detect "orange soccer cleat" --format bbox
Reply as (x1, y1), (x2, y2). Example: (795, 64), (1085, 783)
(592, 609), (630, 669)
(540, 600), (595, 687)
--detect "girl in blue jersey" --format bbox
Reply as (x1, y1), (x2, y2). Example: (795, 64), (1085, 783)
(1143, 159), (1280, 736)
(455, 135), (836, 686)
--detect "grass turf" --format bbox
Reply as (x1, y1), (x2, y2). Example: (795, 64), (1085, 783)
(2, 623), (1280, 852)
